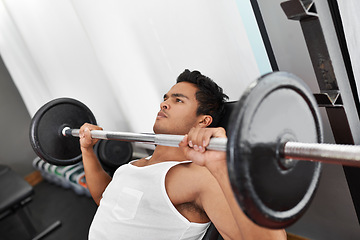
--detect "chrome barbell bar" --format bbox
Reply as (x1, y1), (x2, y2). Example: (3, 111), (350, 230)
(63, 127), (360, 168)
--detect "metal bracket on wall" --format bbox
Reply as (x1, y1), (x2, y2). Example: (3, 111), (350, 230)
(281, 0), (360, 224)
(313, 91), (342, 107)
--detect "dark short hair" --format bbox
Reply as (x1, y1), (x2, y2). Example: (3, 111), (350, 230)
(176, 69), (229, 127)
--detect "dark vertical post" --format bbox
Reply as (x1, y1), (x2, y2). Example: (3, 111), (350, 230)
(250, 0), (279, 71)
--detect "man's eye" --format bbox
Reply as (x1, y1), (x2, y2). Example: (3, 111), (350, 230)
(176, 98), (183, 103)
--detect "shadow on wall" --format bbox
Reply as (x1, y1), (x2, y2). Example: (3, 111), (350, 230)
(0, 55), (37, 176)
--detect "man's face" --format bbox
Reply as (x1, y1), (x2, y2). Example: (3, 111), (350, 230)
(153, 82), (203, 135)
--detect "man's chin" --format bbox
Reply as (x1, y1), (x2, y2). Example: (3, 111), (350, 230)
(153, 126), (172, 135)
(152, 124), (163, 135)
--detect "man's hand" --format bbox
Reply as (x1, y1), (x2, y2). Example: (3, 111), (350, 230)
(79, 123), (110, 205)
(179, 127), (227, 173)
(79, 123), (103, 151)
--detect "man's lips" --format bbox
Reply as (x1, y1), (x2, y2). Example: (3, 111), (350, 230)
(157, 111), (167, 118)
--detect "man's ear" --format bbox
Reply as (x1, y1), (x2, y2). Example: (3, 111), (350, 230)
(198, 115), (213, 128)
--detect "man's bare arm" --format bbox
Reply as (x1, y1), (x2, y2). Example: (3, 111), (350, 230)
(179, 127), (287, 239)
(80, 124), (112, 205)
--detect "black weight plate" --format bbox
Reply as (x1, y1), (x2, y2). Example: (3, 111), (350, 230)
(30, 98), (97, 166)
(227, 72), (322, 229)
(94, 140), (133, 176)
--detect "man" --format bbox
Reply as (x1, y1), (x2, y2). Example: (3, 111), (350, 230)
(79, 70), (286, 239)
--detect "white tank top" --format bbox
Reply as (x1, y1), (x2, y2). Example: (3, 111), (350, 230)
(89, 159), (210, 240)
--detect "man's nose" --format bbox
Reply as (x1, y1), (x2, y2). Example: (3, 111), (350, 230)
(160, 101), (169, 110)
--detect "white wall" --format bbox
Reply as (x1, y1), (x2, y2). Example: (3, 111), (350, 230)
(0, 0), (263, 134)
(338, 1), (360, 95)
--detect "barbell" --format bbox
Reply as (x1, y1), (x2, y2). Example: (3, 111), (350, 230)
(29, 71), (360, 229)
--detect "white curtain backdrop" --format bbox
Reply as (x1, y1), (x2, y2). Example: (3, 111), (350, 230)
(0, 0), (263, 133)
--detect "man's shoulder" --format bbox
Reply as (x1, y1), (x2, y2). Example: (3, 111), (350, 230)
(176, 161), (208, 173)
(166, 161), (217, 206)
(172, 162), (216, 186)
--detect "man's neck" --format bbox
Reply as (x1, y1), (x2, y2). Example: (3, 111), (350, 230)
(150, 145), (187, 163)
